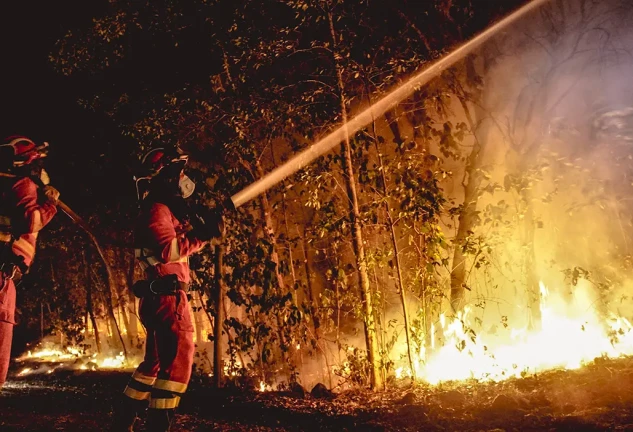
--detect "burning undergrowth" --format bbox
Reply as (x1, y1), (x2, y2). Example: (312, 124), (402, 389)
(391, 280), (633, 385)
(12, 341), (139, 378)
(6, 355), (633, 431)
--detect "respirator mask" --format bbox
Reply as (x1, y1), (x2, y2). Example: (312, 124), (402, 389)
(178, 173), (195, 198)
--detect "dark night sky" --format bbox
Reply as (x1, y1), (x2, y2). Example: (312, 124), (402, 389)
(0, 1), (134, 214)
(0, 0), (528, 216)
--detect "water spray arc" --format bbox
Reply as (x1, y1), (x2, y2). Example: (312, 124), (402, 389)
(230, 0), (551, 209)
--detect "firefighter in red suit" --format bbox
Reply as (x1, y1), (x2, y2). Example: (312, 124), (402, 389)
(0, 136), (60, 390)
(111, 147), (225, 431)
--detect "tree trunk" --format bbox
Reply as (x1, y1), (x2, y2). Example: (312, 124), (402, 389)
(404, 91), (431, 152)
(255, 160), (287, 297)
(255, 159), (290, 364)
(449, 76), (492, 311)
(282, 196), (298, 306)
(199, 290), (215, 335)
(522, 194), (542, 330)
(125, 249), (140, 347)
(384, 109), (405, 146)
(192, 291), (204, 345)
(368, 91), (415, 379)
(119, 302), (133, 347)
(82, 250), (102, 353)
(213, 244), (225, 388)
(90, 263), (128, 359)
(60, 202), (128, 357)
(299, 227), (333, 387)
(111, 247), (135, 348)
(299, 230), (320, 335)
(328, 9), (382, 390)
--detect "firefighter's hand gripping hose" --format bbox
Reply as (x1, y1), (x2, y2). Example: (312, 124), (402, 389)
(182, 193), (235, 242)
(189, 205), (226, 242)
(42, 185), (60, 205)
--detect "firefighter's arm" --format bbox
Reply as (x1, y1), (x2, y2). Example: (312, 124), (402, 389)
(148, 203), (206, 263)
(12, 177), (58, 235)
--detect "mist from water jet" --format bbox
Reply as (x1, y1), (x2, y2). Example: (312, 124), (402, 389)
(230, 0), (552, 209)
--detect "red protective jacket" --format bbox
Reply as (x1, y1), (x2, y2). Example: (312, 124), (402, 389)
(135, 202), (206, 284)
(0, 176), (57, 325)
(0, 176), (57, 268)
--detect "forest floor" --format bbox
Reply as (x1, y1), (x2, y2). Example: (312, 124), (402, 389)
(2, 356), (633, 431)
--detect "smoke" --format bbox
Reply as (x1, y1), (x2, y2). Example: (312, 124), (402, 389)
(358, 0), (633, 381)
(451, 0), (633, 331)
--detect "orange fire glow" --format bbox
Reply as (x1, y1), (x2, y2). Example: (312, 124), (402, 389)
(395, 281), (633, 384)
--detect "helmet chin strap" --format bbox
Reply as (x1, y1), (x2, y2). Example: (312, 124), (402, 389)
(40, 168), (51, 185)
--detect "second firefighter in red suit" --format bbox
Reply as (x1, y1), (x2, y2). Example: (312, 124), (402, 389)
(0, 136), (60, 390)
(111, 148), (225, 431)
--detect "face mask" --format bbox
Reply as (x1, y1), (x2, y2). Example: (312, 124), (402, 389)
(179, 174), (195, 198)
(40, 168), (50, 185)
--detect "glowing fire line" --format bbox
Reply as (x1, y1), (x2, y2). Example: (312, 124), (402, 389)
(15, 347), (134, 377)
(396, 281), (633, 384)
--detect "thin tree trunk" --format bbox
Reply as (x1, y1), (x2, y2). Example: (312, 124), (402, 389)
(299, 228), (332, 387)
(450, 86), (491, 311)
(282, 196), (298, 306)
(367, 92), (415, 379)
(328, 9), (381, 390)
(255, 159), (290, 364)
(522, 196), (542, 330)
(193, 291), (204, 345)
(88, 298), (101, 354)
(40, 303), (44, 340)
(221, 292), (246, 371)
(126, 249), (140, 346)
(82, 250), (101, 353)
(111, 247), (134, 348)
(404, 91), (431, 152)
(90, 263), (128, 359)
(384, 109), (405, 147)
(199, 290), (215, 335)
(119, 303), (133, 345)
(62, 202), (128, 358)
(213, 244), (225, 388)
(300, 230), (320, 332)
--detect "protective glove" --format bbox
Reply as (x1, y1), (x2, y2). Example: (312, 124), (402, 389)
(219, 195), (236, 215)
(43, 185), (60, 205)
(189, 206), (224, 241)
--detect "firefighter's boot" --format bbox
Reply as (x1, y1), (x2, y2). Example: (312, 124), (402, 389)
(110, 398), (145, 432)
(145, 408), (175, 432)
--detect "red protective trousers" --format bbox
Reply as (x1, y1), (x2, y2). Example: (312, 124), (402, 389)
(123, 289), (195, 409)
(0, 176), (58, 390)
(0, 277), (16, 389)
(122, 200), (205, 411)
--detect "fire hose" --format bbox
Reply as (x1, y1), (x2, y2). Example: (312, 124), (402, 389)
(0, 172), (129, 360)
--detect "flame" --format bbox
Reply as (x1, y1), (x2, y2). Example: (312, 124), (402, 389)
(20, 348), (79, 361)
(258, 380), (273, 392)
(15, 346), (137, 374)
(397, 281), (633, 384)
(98, 352), (126, 368)
(223, 361), (242, 377)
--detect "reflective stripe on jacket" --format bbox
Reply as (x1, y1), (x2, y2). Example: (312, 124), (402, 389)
(135, 202), (206, 284)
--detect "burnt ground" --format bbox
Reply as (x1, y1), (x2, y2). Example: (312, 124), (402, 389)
(3, 357), (633, 431)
